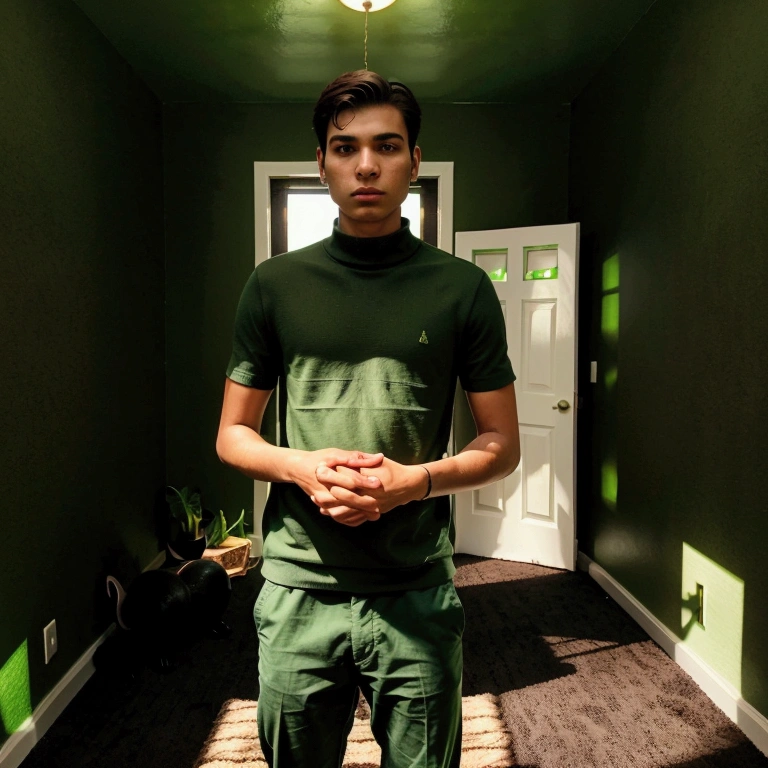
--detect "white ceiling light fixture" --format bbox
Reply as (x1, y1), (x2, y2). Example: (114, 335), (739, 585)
(338, 0), (398, 11)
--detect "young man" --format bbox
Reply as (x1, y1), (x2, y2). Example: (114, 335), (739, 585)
(217, 71), (520, 768)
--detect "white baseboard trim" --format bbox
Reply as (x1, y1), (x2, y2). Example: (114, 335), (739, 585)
(578, 551), (768, 758)
(0, 549), (167, 768)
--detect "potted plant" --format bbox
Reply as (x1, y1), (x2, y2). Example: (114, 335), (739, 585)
(165, 485), (208, 562)
(202, 509), (252, 577)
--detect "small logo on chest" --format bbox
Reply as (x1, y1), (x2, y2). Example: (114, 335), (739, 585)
(419, 331), (429, 345)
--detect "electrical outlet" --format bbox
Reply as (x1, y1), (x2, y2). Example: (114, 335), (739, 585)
(44, 620), (58, 664)
(696, 583), (705, 627)
(681, 542), (744, 689)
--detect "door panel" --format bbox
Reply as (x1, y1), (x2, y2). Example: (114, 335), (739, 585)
(454, 223), (579, 570)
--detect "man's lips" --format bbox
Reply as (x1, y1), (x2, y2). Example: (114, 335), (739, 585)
(352, 187), (384, 201)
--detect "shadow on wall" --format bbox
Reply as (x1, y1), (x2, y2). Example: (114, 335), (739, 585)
(679, 542), (744, 694)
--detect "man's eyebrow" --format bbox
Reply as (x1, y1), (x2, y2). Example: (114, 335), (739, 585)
(373, 132), (405, 142)
(328, 132), (405, 144)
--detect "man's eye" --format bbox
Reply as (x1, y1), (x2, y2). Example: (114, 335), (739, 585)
(380, 144), (397, 152)
(335, 145), (354, 154)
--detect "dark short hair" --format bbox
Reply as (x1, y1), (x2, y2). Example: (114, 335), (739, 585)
(313, 70), (422, 156)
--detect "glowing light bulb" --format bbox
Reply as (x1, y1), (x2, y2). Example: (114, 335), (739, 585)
(338, 0), (398, 11)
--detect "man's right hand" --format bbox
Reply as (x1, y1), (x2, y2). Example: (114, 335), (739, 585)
(219, 382), (388, 526)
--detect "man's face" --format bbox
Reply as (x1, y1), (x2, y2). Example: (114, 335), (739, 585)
(317, 104), (421, 238)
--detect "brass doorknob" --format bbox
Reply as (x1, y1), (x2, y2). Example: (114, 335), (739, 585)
(552, 399), (571, 412)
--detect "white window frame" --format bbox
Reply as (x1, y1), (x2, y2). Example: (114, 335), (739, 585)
(253, 160), (454, 266)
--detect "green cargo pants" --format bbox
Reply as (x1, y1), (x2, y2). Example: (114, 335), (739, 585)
(253, 579), (464, 768)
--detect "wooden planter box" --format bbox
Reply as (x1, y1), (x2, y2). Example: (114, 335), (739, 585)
(202, 536), (252, 577)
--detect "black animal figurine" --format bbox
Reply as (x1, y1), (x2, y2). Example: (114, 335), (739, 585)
(177, 558), (232, 637)
(105, 559), (232, 671)
(107, 570), (192, 671)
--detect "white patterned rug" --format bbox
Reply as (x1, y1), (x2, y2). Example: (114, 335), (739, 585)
(194, 694), (516, 768)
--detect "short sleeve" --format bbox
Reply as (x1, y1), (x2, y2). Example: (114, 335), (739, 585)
(458, 272), (516, 392)
(225, 269), (281, 390)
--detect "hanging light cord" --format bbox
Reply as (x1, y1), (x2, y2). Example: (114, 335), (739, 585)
(363, 1), (372, 69)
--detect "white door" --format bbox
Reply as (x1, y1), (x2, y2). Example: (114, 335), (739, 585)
(454, 224), (579, 570)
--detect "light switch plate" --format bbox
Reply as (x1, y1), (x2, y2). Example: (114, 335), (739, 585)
(44, 619), (58, 664)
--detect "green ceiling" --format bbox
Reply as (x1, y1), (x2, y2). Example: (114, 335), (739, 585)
(71, 0), (658, 103)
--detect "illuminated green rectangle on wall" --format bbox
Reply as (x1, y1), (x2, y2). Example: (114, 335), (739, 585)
(601, 460), (618, 506)
(681, 543), (744, 691)
(602, 253), (620, 291)
(0, 640), (32, 736)
(601, 293), (619, 341)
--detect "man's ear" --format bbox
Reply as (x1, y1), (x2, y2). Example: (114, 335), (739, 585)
(316, 147), (325, 178)
(410, 146), (422, 182)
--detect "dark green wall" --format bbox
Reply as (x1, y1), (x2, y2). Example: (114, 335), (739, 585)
(0, 0), (165, 738)
(570, 0), (768, 718)
(163, 102), (569, 522)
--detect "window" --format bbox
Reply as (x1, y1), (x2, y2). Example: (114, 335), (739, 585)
(269, 177), (439, 256)
(255, 162), (453, 266)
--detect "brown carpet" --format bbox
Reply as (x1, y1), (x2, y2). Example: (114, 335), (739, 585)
(456, 556), (766, 768)
(18, 556), (768, 768)
(194, 694), (515, 768)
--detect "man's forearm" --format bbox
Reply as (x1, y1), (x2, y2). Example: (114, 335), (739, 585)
(217, 378), (386, 526)
(217, 425), (305, 484)
(336, 429), (520, 513)
(417, 382), (521, 499)
(421, 431), (520, 499)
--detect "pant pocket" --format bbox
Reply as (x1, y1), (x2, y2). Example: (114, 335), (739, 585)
(445, 581), (466, 635)
(253, 579), (278, 629)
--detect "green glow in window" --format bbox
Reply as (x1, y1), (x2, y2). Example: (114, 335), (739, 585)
(473, 249), (508, 282)
(524, 245), (558, 280)
(0, 640), (32, 736)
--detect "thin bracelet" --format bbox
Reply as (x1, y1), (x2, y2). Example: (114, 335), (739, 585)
(419, 465), (432, 500)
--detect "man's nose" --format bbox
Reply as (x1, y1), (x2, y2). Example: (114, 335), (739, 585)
(356, 148), (379, 179)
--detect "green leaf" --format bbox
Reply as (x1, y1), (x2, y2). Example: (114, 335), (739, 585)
(206, 510), (228, 548)
(166, 486), (203, 538)
(227, 510), (246, 539)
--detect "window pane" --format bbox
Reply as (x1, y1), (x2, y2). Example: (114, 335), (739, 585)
(473, 249), (508, 282)
(287, 194), (339, 252)
(286, 191), (421, 252)
(402, 192), (421, 238)
(523, 245), (559, 281)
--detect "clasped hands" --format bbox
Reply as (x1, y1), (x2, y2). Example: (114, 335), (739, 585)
(292, 449), (428, 527)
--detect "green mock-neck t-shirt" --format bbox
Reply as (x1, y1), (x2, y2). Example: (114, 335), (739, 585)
(227, 219), (515, 592)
